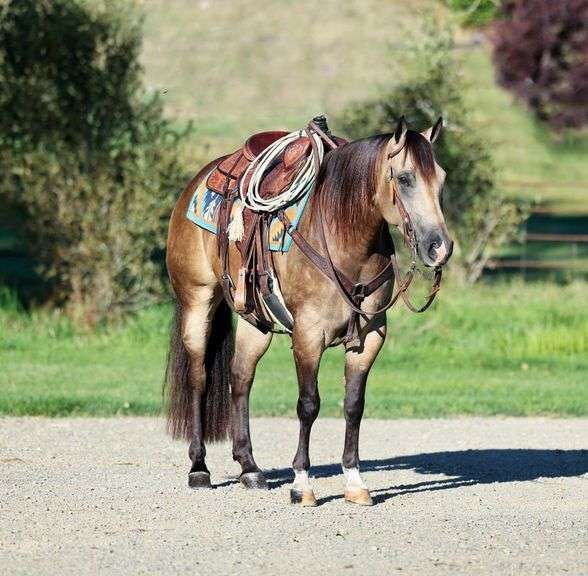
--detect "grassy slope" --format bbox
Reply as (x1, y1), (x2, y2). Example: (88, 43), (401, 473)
(1, 282), (586, 418)
(141, 0), (436, 153)
(459, 46), (588, 212)
(141, 1), (588, 213)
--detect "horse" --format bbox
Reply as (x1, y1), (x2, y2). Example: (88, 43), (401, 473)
(165, 116), (453, 506)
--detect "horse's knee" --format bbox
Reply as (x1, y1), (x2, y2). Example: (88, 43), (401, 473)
(297, 387), (320, 423)
(344, 374), (367, 424)
(344, 391), (365, 424)
(344, 402), (364, 426)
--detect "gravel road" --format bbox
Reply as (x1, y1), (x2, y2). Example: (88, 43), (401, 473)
(1, 417), (587, 575)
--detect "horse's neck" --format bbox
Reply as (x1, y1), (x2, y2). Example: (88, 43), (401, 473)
(302, 208), (387, 281)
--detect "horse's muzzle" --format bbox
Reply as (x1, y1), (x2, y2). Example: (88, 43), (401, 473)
(421, 234), (454, 267)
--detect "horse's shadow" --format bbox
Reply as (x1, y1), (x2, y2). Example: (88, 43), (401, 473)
(257, 448), (588, 504)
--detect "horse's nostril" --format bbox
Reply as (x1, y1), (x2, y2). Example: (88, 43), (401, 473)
(428, 236), (442, 260)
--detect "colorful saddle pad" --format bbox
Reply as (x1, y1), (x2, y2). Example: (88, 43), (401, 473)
(186, 168), (312, 252)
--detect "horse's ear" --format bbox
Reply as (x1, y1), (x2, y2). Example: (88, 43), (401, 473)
(387, 116), (408, 159)
(394, 116), (408, 144)
(423, 117), (443, 144)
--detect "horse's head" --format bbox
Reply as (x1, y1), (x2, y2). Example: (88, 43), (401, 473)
(375, 117), (453, 268)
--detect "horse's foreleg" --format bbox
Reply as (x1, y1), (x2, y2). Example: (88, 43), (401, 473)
(290, 326), (325, 506)
(231, 318), (273, 488)
(342, 315), (386, 506)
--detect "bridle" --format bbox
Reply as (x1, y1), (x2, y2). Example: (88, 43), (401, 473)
(277, 121), (443, 343)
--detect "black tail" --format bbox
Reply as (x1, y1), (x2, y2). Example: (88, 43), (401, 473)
(165, 300), (233, 443)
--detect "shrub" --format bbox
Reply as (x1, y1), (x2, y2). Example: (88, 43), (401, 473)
(0, 0), (190, 324)
(491, 0), (588, 130)
(446, 0), (499, 27)
(339, 18), (525, 284)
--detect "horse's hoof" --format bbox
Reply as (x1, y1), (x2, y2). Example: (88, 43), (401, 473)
(344, 488), (373, 506)
(240, 471), (268, 489)
(290, 488), (317, 507)
(188, 471), (212, 489)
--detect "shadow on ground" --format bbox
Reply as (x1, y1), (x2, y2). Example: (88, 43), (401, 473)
(253, 449), (588, 504)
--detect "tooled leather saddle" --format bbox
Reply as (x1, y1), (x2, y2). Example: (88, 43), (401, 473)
(210, 116), (342, 333)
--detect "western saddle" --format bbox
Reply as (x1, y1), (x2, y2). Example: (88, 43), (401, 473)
(207, 116), (343, 334)
(206, 116), (443, 344)
(207, 131), (316, 199)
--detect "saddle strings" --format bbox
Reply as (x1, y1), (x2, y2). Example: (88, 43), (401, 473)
(227, 130), (325, 241)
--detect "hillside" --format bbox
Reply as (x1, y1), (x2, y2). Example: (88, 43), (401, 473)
(141, 0), (439, 146)
(141, 0), (588, 214)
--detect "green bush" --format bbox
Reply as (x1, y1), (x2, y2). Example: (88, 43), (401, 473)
(0, 0), (190, 324)
(339, 18), (525, 283)
(446, 0), (498, 26)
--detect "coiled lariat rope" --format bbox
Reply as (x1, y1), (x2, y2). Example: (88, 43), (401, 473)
(226, 129), (325, 241)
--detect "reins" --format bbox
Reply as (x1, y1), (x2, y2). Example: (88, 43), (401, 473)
(277, 121), (443, 340)
(217, 119), (444, 343)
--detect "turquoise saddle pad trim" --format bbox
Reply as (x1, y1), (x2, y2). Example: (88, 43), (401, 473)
(186, 169), (312, 252)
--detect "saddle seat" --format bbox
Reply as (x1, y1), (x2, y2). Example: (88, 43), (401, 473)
(244, 130), (288, 160)
(206, 130), (313, 200)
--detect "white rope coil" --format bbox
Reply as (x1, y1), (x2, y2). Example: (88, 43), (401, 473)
(227, 129), (324, 241)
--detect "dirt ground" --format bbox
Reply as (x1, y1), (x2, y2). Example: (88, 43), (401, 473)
(1, 417), (587, 575)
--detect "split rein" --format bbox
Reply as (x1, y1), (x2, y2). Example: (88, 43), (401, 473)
(278, 122), (443, 326)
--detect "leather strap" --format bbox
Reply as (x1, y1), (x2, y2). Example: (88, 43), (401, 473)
(215, 119), (443, 341)
(279, 211), (414, 317)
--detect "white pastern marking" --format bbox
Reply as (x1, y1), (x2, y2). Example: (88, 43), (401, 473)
(342, 466), (367, 490)
(293, 469), (313, 491)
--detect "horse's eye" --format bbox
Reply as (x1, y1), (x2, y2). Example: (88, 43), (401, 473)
(397, 174), (411, 187)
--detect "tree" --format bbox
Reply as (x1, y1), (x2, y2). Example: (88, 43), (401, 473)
(339, 18), (525, 283)
(0, 0), (190, 324)
(492, 0), (588, 130)
(446, 0), (499, 27)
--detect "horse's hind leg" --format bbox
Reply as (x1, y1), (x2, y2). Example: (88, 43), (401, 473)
(231, 318), (272, 488)
(167, 285), (228, 489)
(342, 315), (386, 506)
(290, 325), (325, 506)
(183, 292), (217, 487)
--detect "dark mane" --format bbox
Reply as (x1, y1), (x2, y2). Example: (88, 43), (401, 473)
(312, 130), (436, 239)
(312, 134), (389, 240)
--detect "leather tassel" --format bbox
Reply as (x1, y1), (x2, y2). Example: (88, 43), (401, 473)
(227, 204), (245, 241)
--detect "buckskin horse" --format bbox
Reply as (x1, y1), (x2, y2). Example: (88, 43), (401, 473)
(165, 116), (453, 506)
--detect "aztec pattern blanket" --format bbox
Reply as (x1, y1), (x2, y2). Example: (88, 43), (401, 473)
(186, 168), (312, 252)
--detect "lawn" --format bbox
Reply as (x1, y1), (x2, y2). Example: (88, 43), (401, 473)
(140, 0), (436, 148)
(1, 2), (587, 420)
(1, 281), (586, 418)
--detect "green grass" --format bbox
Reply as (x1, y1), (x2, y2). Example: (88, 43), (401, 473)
(1, 281), (586, 418)
(140, 0), (437, 152)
